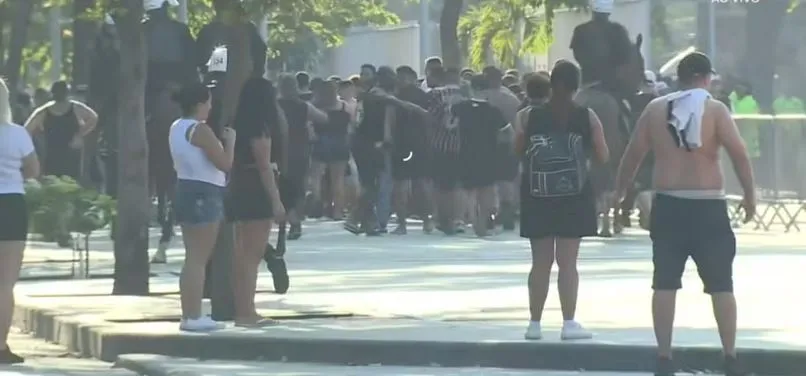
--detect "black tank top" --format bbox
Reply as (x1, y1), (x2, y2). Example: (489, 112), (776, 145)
(315, 103), (349, 137)
(44, 104), (80, 152)
(526, 103), (592, 150)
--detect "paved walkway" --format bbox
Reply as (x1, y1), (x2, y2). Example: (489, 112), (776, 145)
(14, 221), (806, 374)
(116, 354), (708, 375)
(0, 331), (133, 375)
(18, 221), (806, 350)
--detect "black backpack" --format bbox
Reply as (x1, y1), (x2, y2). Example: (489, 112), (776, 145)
(524, 105), (588, 198)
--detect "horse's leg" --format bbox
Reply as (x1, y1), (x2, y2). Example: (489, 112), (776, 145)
(598, 192), (613, 238)
(151, 177), (172, 264)
(612, 190), (624, 235)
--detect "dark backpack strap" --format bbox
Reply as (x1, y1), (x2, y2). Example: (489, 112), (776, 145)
(666, 99), (691, 151)
(525, 105), (545, 137)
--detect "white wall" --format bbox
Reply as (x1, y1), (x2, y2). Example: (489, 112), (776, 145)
(548, 0), (652, 68)
(329, 22), (421, 78)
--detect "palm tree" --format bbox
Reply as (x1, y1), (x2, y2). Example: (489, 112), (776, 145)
(457, 0), (585, 70)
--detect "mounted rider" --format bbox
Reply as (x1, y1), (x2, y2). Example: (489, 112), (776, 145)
(570, 0), (634, 98)
(143, 0), (199, 115)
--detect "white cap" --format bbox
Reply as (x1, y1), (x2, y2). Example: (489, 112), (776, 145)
(144, 0), (179, 12)
(644, 70), (657, 84)
(104, 13), (114, 25)
(591, 0), (614, 13)
(207, 46), (228, 73)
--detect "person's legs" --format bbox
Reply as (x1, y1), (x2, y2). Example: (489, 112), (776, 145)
(233, 219), (274, 326)
(525, 237), (554, 340)
(496, 180), (517, 230)
(413, 178), (435, 233)
(689, 201), (743, 374)
(328, 161), (348, 221)
(436, 186), (457, 234)
(555, 237), (592, 339)
(392, 178), (412, 234)
(174, 181), (225, 331)
(376, 154), (393, 231)
(649, 195), (690, 373)
(473, 185), (496, 237)
(309, 161), (327, 206)
(179, 222), (220, 320)
(0, 241), (25, 363)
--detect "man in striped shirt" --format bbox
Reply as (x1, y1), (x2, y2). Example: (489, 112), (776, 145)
(426, 67), (465, 234)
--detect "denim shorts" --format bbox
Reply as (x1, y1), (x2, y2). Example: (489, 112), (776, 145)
(173, 179), (225, 225)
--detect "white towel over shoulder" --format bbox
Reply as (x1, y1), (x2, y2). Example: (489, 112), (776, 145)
(663, 88), (711, 150)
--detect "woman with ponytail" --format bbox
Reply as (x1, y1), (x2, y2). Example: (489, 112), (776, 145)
(0, 78), (40, 363)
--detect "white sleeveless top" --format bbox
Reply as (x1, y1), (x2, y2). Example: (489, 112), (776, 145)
(169, 118), (226, 187)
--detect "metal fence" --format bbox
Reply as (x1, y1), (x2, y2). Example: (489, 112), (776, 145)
(723, 115), (806, 231)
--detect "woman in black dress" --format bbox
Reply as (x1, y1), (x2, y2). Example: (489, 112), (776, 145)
(225, 77), (286, 327)
(513, 62), (609, 341)
(310, 79), (352, 220)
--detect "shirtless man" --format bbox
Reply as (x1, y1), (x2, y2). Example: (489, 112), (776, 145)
(613, 52), (753, 376)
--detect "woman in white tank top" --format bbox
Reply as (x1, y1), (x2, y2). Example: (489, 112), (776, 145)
(0, 78), (41, 364)
(168, 83), (235, 332)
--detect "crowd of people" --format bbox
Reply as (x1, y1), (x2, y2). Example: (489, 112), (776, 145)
(165, 50), (754, 376)
(0, 1), (761, 374)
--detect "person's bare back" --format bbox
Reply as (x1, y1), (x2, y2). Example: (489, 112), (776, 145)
(643, 97), (737, 192)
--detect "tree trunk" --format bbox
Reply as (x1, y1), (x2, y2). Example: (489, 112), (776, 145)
(0, 1), (8, 71)
(439, 0), (463, 68)
(743, 2), (789, 113)
(209, 21), (253, 321)
(72, 0), (94, 88)
(5, 0), (36, 93)
(73, 0), (99, 188)
(112, 0), (150, 296)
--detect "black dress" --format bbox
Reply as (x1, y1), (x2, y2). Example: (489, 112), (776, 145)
(226, 117), (276, 221)
(278, 98), (310, 201)
(519, 104), (598, 239)
(311, 102), (350, 163)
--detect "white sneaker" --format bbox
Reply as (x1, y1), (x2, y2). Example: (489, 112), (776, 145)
(524, 321), (542, 340)
(560, 320), (593, 340)
(179, 316), (224, 332)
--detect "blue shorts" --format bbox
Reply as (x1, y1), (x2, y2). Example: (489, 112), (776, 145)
(173, 179), (225, 225)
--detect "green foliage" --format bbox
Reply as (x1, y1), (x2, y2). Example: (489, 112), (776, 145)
(458, 0), (586, 70)
(25, 176), (116, 242)
(25, 0), (398, 84)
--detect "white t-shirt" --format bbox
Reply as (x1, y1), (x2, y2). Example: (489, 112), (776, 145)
(0, 123), (36, 194)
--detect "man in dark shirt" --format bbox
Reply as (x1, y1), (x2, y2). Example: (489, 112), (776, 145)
(344, 66), (397, 236)
(569, 0), (632, 89)
(455, 74), (509, 237)
(144, 0), (198, 96)
(389, 65), (433, 234)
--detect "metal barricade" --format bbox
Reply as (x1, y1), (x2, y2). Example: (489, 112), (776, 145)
(724, 114), (806, 231)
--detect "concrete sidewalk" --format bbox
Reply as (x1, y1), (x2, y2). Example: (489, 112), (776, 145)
(0, 332), (134, 375)
(115, 354), (709, 376)
(13, 223), (806, 375)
